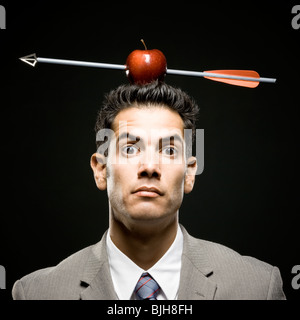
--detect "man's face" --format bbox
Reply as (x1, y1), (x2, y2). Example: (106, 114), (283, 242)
(92, 105), (197, 228)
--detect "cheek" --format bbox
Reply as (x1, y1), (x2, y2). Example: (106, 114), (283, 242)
(106, 165), (132, 199)
(106, 165), (119, 194)
(165, 166), (186, 196)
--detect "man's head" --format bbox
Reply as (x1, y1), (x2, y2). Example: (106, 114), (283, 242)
(94, 81), (199, 151)
(91, 81), (199, 232)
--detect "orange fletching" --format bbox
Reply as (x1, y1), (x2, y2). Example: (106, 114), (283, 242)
(204, 70), (260, 88)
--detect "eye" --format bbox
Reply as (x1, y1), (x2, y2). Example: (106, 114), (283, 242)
(122, 145), (139, 156)
(162, 146), (177, 156)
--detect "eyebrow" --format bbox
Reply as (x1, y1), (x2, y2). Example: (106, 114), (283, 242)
(160, 134), (183, 145)
(117, 132), (184, 145)
(117, 132), (140, 144)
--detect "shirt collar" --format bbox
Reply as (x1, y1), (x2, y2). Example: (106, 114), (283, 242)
(106, 225), (183, 300)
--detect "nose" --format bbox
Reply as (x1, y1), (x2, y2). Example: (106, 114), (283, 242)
(137, 156), (161, 179)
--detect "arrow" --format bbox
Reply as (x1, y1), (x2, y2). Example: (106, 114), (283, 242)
(19, 53), (276, 88)
(167, 69), (267, 88)
(19, 53), (126, 70)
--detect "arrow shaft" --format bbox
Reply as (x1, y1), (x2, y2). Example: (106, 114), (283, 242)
(37, 57), (126, 70)
(167, 68), (276, 83)
(20, 54), (276, 85)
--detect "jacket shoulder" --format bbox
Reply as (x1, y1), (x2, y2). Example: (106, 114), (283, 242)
(184, 232), (285, 299)
(12, 244), (94, 300)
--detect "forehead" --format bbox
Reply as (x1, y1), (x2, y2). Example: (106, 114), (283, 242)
(112, 105), (184, 136)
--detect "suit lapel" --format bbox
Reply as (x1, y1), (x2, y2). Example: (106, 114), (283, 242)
(79, 227), (217, 300)
(178, 226), (217, 300)
(80, 231), (118, 300)
(80, 266), (118, 300)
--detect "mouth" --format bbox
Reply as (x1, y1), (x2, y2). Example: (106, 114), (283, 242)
(133, 186), (162, 198)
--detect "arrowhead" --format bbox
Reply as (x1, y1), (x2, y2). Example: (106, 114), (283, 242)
(19, 53), (37, 67)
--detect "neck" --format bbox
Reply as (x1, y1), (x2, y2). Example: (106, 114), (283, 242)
(109, 212), (178, 270)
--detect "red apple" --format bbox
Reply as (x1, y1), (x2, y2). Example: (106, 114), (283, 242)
(125, 41), (167, 85)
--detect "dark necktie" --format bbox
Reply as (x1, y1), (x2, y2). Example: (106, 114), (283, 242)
(135, 272), (160, 300)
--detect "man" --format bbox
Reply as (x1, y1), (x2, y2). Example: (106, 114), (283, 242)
(12, 81), (286, 300)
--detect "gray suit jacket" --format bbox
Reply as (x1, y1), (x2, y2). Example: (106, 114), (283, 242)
(12, 225), (286, 300)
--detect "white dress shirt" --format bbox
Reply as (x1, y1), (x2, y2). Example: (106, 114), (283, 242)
(106, 225), (183, 300)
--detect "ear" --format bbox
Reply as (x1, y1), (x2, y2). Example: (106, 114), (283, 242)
(90, 153), (107, 190)
(184, 156), (197, 194)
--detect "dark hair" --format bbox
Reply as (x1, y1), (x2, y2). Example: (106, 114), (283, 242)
(95, 81), (199, 151)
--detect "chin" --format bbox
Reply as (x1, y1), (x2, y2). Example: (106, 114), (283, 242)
(127, 203), (176, 222)
(129, 210), (165, 221)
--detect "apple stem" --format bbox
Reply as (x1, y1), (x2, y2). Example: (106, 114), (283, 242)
(140, 39), (148, 50)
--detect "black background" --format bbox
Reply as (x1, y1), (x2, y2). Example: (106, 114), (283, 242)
(0, 0), (299, 301)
